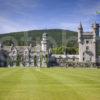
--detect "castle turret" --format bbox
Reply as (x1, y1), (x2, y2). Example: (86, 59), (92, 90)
(92, 22), (99, 37)
(41, 32), (48, 67)
(78, 23), (98, 64)
(78, 22), (83, 43)
(41, 32), (48, 52)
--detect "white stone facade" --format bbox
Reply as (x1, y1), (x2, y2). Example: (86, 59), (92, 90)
(78, 22), (99, 63)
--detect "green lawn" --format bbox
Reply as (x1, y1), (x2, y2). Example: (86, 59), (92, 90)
(0, 67), (100, 100)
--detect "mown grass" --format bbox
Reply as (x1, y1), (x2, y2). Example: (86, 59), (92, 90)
(0, 67), (100, 100)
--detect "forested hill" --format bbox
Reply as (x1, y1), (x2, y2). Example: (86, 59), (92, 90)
(0, 29), (78, 47)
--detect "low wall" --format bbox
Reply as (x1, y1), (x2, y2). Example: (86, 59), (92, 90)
(56, 58), (98, 67)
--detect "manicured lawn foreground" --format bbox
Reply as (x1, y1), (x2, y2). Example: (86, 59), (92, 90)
(0, 68), (100, 100)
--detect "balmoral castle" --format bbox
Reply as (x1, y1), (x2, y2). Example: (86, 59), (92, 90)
(0, 22), (100, 67)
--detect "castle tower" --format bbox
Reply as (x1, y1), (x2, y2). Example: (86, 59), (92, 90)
(41, 32), (48, 52)
(78, 22), (83, 43)
(92, 22), (100, 63)
(78, 22), (84, 62)
(78, 22), (99, 64)
(41, 32), (48, 67)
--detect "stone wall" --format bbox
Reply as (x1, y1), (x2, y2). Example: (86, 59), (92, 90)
(56, 58), (98, 68)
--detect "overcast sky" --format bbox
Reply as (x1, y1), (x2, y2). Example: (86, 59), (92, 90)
(0, 0), (100, 34)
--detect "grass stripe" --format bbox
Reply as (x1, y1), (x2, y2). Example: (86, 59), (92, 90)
(0, 68), (100, 100)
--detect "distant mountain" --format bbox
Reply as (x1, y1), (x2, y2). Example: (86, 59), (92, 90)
(0, 29), (78, 47)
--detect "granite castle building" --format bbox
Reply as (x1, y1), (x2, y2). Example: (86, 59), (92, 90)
(78, 22), (99, 63)
(0, 22), (100, 67)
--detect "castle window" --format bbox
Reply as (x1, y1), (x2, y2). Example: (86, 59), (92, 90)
(73, 57), (75, 61)
(83, 57), (85, 61)
(86, 40), (89, 44)
(86, 46), (89, 50)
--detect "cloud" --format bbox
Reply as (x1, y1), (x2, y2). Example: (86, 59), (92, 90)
(0, 0), (39, 16)
(0, 16), (39, 34)
(0, 0), (100, 34)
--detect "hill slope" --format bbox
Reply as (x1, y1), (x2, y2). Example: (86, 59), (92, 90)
(0, 29), (78, 47)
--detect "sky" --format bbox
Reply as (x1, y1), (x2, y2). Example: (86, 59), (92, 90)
(0, 0), (100, 34)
